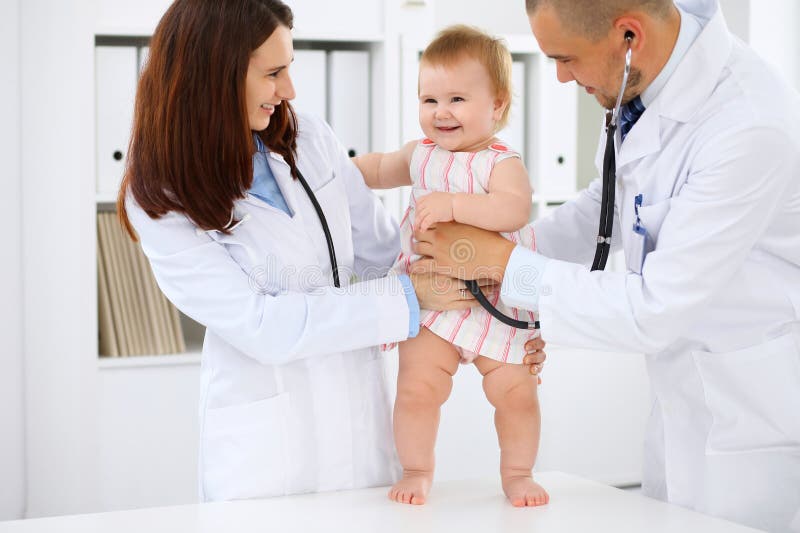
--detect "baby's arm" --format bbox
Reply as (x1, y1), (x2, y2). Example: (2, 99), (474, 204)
(415, 157), (532, 232)
(352, 140), (415, 189)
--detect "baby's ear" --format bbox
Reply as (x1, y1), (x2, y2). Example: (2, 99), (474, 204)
(493, 96), (510, 121)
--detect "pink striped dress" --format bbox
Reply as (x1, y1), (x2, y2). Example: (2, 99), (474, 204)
(392, 138), (539, 364)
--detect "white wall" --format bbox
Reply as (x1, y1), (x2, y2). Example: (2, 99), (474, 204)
(0, 0), (26, 522)
(748, 0), (800, 90)
(21, 0), (101, 517)
(434, 0), (531, 34)
(718, 0), (750, 41)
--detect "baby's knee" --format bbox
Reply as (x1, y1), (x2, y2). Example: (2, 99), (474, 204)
(483, 367), (538, 411)
(397, 369), (453, 407)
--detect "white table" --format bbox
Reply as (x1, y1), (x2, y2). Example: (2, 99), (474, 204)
(0, 472), (760, 532)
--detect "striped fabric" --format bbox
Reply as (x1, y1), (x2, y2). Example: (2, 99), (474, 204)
(387, 139), (539, 364)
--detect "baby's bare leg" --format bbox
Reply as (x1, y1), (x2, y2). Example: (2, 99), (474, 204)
(473, 355), (549, 507)
(390, 327), (460, 505)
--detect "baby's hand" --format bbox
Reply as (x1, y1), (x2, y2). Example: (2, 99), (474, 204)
(415, 192), (454, 232)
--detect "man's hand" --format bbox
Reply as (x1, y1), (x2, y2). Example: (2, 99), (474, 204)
(413, 222), (515, 283)
(415, 192), (455, 232)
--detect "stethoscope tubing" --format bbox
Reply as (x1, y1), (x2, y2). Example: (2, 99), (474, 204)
(463, 279), (540, 330)
(591, 38), (633, 272)
(296, 169), (341, 288)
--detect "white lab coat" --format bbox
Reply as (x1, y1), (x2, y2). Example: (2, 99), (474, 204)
(126, 113), (409, 502)
(511, 1), (800, 531)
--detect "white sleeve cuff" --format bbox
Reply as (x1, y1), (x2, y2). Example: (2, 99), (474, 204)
(500, 246), (550, 311)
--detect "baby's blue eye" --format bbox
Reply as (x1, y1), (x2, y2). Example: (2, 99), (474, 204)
(423, 98), (437, 104)
(451, 96), (464, 103)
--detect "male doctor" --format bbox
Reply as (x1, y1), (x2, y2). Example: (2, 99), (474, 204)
(412, 0), (800, 531)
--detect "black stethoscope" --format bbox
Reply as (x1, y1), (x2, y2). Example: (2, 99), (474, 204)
(296, 169), (341, 288)
(300, 34), (634, 327)
(592, 32), (634, 271)
(463, 32), (635, 330)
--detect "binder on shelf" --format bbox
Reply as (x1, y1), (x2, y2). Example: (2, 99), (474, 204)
(95, 46), (138, 197)
(328, 50), (370, 157)
(96, 212), (186, 357)
(97, 237), (119, 357)
(498, 60), (527, 167)
(120, 221), (155, 354)
(135, 247), (163, 354)
(109, 212), (148, 354)
(169, 307), (187, 354)
(400, 38), (424, 143)
(535, 56), (578, 197)
(291, 49), (327, 122)
(98, 213), (132, 355)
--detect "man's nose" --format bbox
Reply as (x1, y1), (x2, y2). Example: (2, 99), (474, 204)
(555, 62), (575, 84)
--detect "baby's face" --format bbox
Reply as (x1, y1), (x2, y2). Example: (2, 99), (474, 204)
(418, 57), (506, 152)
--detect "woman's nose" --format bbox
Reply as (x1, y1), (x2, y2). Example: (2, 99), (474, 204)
(278, 74), (296, 101)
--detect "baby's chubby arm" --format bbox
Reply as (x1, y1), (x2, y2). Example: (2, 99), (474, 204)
(415, 157), (532, 232)
(352, 140), (416, 189)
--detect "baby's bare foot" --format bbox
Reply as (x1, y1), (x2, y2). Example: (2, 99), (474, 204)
(502, 475), (549, 507)
(388, 471), (433, 505)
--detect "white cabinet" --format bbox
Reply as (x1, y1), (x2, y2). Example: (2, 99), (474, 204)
(328, 50), (372, 157)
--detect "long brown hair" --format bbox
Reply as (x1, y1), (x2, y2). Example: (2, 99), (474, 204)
(118, 0), (298, 239)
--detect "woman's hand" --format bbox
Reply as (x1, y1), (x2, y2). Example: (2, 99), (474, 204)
(409, 271), (498, 311)
(414, 192), (455, 232)
(524, 337), (546, 381)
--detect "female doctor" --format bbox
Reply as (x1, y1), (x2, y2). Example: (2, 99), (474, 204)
(118, 0), (546, 502)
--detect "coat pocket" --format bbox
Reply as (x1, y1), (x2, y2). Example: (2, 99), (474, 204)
(692, 332), (800, 454)
(201, 393), (290, 501)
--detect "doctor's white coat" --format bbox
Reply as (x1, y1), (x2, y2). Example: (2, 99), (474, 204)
(127, 113), (410, 502)
(506, 1), (800, 531)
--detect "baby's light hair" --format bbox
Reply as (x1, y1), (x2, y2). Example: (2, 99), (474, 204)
(420, 25), (513, 131)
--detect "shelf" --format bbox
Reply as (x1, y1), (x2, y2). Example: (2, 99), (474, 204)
(293, 33), (385, 43)
(98, 351), (201, 369)
(534, 194), (577, 204)
(96, 193), (118, 204)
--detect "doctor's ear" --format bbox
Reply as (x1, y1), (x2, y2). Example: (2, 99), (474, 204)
(614, 16), (644, 50)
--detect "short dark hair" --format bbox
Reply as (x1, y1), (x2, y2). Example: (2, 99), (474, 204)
(526, 0), (674, 40)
